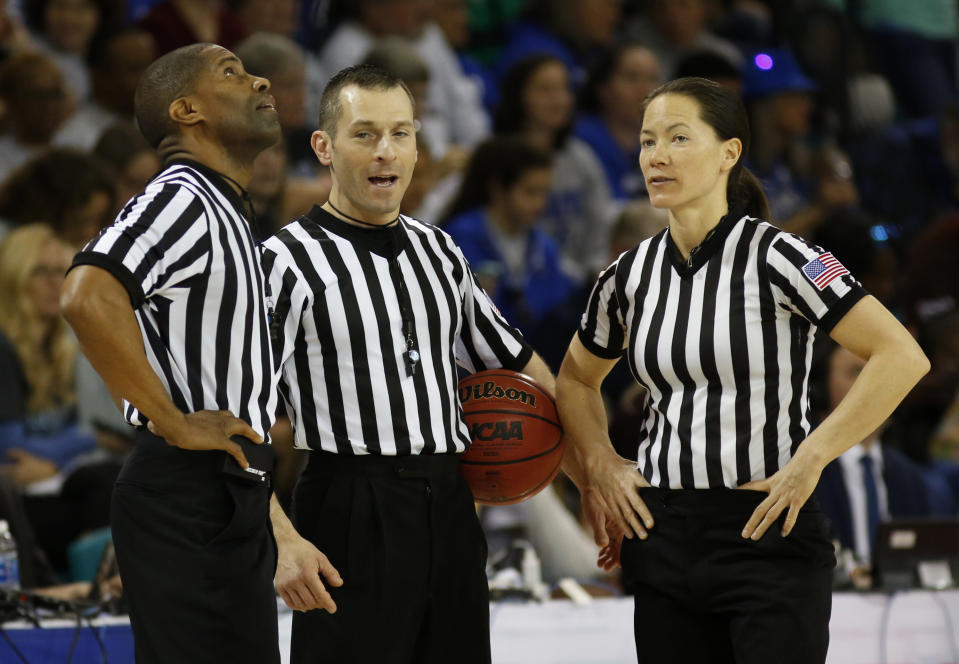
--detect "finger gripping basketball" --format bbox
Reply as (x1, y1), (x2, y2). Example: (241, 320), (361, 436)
(458, 370), (564, 505)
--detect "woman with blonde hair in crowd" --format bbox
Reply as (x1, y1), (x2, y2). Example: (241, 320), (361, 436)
(0, 223), (117, 572)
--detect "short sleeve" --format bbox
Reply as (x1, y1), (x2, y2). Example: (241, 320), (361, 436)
(452, 243), (533, 373)
(767, 233), (868, 333)
(577, 258), (627, 359)
(260, 238), (309, 372)
(69, 182), (211, 308)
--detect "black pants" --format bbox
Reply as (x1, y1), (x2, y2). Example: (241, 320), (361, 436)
(290, 451), (490, 664)
(111, 430), (279, 664)
(622, 488), (835, 664)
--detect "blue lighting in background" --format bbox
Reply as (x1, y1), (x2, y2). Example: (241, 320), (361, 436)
(870, 225), (889, 243)
(755, 53), (774, 70)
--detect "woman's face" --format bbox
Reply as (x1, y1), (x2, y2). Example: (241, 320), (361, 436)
(639, 93), (738, 214)
(45, 0), (99, 54)
(25, 240), (72, 320)
(523, 62), (573, 133)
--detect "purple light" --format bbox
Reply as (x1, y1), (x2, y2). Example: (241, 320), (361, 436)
(754, 53), (774, 70)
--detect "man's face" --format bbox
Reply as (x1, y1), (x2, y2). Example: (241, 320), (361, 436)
(313, 85), (418, 222)
(189, 46), (281, 155)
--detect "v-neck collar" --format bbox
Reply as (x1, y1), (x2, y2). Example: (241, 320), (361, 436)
(665, 208), (743, 277)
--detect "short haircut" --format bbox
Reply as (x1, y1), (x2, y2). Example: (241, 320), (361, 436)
(317, 63), (415, 137)
(134, 43), (212, 149)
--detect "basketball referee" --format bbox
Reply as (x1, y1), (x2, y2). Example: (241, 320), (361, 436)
(262, 65), (555, 664)
(61, 44), (284, 663)
(557, 77), (929, 663)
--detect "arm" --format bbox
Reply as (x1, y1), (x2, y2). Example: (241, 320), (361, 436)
(519, 352), (556, 397)
(741, 296), (930, 539)
(60, 265), (260, 467)
(270, 494), (342, 612)
(556, 336), (654, 557)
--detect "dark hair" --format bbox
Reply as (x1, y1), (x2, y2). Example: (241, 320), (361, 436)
(0, 52), (63, 102)
(23, 0), (121, 38)
(493, 54), (572, 150)
(674, 50), (741, 83)
(133, 42), (211, 149)
(642, 77), (770, 220)
(440, 136), (553, 225)
(0, 147), (115, 234)
(93, 121), (153, 172)
(317, 64), (416, 136)
(579, 43), (644, 114)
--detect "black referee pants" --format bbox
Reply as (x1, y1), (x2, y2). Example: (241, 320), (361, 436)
(622, 487), (835, 664)
(111, 430), (279, 664)
(290, 451), (490, 664)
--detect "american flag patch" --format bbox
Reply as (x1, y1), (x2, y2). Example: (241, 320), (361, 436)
(801, 252), (848, 290)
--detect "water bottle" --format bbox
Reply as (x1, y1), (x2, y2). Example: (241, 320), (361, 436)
(0, 519), (20, 590)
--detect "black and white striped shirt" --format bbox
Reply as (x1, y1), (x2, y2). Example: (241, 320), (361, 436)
(261, 206), (533, 456)
(579, 211), (867, 489)
(71, 160), (278, 438)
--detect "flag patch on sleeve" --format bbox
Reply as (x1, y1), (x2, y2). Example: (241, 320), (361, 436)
(801, 252), (849, 290)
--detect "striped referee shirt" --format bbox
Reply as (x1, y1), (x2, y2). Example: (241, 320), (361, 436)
(579, 211), (867, 489)
(261, 206), (533, 456)
(70, 159), (278, 438)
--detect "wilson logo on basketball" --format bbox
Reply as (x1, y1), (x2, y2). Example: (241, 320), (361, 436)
(458, 381), (537, 407)
(470, 421), (524, 441)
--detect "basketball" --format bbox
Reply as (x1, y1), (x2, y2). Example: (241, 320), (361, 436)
(458, 369), (564, 505)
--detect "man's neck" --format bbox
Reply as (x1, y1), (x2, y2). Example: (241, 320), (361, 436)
(163, 142), (255, 192)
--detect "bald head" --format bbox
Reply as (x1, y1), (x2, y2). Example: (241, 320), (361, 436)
(134, 43), (213, 149)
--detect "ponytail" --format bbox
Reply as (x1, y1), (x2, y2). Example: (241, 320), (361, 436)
(728, 165), (770, 221)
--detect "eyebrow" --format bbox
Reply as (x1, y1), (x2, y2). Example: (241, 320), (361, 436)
(216, 55), (241, 68)
(349, 120), (415, 129)
(640, 122), (691, 135)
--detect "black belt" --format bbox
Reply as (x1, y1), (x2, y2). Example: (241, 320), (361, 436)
(303, 450), (461, 480)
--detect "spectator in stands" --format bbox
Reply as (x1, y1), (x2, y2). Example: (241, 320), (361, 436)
(814, 344), (939, 577)
(0, 224), (120, 572)
(575, 43), (662, 203)
(431, 0), (497, 113)
(442, 136), (577, 349)
(318, 0), (489, 160)
(0, 52), (71, 183)
(0, 0), (34, 63)
(55, 28), (155, 151)
(23, 0), (110, 101)
(92, 122), (160, 215)
(247, 140), (331, 240)
(235, 32), (316, 176)
(622, 0), (742, 80)
(744, 49), (859, 236)
(0, 148), (115, 248)
(494, 54), (614, 282)
(858, 0), (959, 119)
(495, 0), (622, 91)
(674, 49), (743, 95)
(138, 0), (246, 56)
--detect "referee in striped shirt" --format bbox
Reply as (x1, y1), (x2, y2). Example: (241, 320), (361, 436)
(262, 65), (555, 664)
(61, 44), (284, 663)
(558, 78), (929, 663)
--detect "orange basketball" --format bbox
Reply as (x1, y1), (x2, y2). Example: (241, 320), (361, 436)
(458, 369), (564, 505)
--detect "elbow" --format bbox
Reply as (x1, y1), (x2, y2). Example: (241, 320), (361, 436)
(59, 274), (88, 326)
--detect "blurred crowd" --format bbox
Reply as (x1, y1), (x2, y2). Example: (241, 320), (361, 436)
(0, 0), (957, 594)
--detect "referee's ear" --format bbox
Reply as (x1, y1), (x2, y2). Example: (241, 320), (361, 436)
(720, 137), (742, 173)
(312, 130), (333, 167)
(169, 97), (202, 129)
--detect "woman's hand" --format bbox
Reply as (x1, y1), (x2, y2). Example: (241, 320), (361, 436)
(738, 449), (825, 539)
(582, 454), (654, 547)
